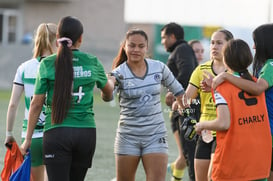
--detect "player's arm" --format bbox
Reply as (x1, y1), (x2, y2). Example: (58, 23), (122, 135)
(5, 84), (24, 145)
(101, 75), (115, 102)
(185, 84), (199, 100)
(195, 105), (230, 134)
(213, 72), (268, 95)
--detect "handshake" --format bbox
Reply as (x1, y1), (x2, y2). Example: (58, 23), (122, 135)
(108, 72), (124, 86)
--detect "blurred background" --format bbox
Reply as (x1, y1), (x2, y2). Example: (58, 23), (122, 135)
(1, 0), (272, 90)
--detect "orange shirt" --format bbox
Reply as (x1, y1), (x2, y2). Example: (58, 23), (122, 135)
(212, 81), (272, 181)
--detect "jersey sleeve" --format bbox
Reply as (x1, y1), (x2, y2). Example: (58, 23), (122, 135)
(13, 63), (24, 86)
(214, 89), (228, 107)
(162, 62), (184, 96)
(189, 65), (201, 89)
(259, 60), (273, 88)
(95, 60), (108, 89)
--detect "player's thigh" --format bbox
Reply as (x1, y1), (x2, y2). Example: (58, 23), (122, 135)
(142, 153), (168, 181)
(194, 158), (210, 181)
(115, 154), (140, 181)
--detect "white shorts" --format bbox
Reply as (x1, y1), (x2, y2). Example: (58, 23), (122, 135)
(114, 132), (168, 156)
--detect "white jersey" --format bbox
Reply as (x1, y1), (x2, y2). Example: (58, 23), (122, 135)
(112, 59), (184, 136)
(13, 57), (45, 138)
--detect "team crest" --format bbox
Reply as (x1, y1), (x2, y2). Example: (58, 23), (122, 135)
(154, 73), (161, 82)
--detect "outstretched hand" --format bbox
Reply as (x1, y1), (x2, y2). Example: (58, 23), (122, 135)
(107, 74), (117, 87)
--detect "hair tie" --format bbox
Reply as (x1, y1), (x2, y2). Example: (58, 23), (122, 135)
(57, 37), (73, 48)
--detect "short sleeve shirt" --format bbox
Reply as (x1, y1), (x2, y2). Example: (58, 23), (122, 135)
(13, 57), (45, 138)
(35, 50), (107, 131)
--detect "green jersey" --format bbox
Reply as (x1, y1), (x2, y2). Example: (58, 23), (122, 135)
(35, 50), (107, 131)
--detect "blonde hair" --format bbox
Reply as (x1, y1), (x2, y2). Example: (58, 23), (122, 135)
(32, 23), (57, 58)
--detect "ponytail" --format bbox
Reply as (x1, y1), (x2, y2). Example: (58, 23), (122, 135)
(51, 16), (83, 124)
(238, 69), (254, 82)
(52, 38), (73, 124)
(112, 41), (127, 69)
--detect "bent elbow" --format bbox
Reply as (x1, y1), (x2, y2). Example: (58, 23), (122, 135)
(217, 118), (230, 131)
(220, 120), (230, 131)
(8, 103), (18, 111)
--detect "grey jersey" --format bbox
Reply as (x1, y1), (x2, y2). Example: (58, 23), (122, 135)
(113, 59), (184, 136)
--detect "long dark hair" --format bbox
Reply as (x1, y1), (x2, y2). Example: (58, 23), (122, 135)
(52, 16), (83, 124)
(112, 28), (148, 69)
(223, 39), (254, 81)
(252, 23), (273, 77)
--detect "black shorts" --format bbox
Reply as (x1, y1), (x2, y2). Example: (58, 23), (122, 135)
(194, 136), (216, 159)
(43, 127), (96, 168)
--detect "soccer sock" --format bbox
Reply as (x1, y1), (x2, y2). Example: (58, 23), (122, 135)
(173, 166), (185, 180)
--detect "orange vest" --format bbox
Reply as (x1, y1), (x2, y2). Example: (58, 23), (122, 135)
(1, 142), (23, 181)
(212, 81), (272, 181)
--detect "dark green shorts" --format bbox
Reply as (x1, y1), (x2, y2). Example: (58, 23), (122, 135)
(22, 137), (43, 167)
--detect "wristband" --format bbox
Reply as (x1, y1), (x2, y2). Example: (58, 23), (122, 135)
(6, 131), (13, 137)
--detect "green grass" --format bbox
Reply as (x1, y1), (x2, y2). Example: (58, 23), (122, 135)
(0, 89), (188, 181)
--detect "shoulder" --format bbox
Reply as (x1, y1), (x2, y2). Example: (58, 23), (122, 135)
(173, 43), (193, 54)
(146, 58), (167, 70)
(199, 60), (212, 70)
(262, 59), (273, 71)
(73, 51), (99, 64)
(259, 59), (273, 81)
(113, 61), (127, 74)
(39, 55), (56, 71)
(190, 61), (213, 82)
(74, 50), (97, 59)
(216, 80), (238, 96)
(176, 41), (189, 48)
(18, 58), (38, 70)
(21, 58), (37, 65)
(146, 58), (163, 65)
(192, 61), (211, 73)
(42, 54), (56, 63)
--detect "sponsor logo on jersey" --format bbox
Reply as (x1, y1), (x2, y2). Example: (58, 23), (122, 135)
(74, 66), (91, 78)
